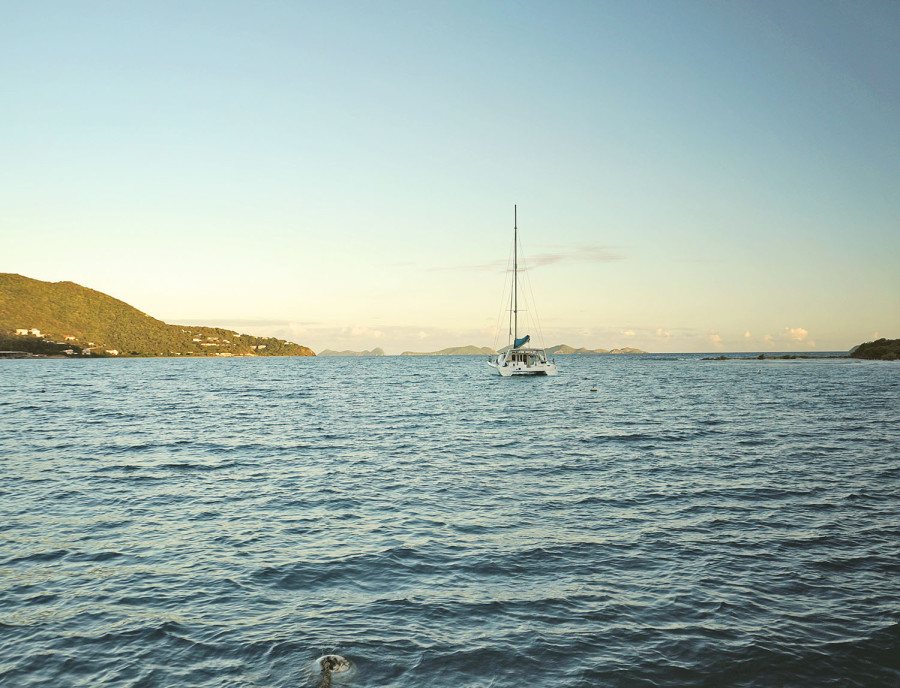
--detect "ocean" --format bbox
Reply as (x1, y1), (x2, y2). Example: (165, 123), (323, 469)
(1, 354), (898, 687)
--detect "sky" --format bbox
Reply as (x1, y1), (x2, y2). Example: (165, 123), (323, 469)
(2, 1), (898, 354)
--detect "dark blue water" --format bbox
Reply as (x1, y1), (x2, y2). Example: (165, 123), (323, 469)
(2, 355), (898, 687)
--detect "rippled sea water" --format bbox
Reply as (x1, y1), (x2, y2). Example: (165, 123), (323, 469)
(1, 355), (898, 687)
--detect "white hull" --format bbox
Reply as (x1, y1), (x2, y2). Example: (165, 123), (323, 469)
(488, 349), (558, 376)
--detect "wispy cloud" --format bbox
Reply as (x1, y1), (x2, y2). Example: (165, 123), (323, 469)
(345, 325), (384, 339)
(786, 327), (809, 341)
(525, 245), (625, 268)
(442, 244), (624, 272)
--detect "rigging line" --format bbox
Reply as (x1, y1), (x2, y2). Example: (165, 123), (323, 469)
(517, 235), (548, 349)
(491, 231), (516, 352)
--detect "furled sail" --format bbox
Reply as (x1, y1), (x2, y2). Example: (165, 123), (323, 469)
(514, 334), (531, 349)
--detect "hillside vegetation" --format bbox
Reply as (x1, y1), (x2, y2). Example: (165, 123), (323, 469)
(0, 273), (314, 357)
(0, 333), (80, 357)
(849, 338), (899, 361)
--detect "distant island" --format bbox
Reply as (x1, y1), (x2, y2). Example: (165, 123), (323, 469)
(318, 348), (385, 357)
(0, 273), (314, 358)
(401, 345), (496, 356)
(850, 338), (900, 361)
(400, 344), (648, 356)
(544, 344), (647, 355)
(701, 338), (899, 362)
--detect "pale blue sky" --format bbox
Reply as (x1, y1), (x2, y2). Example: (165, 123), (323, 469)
(2, 1), (898, 353)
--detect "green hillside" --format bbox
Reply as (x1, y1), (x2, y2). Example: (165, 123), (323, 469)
(0, 273), (314, 357)
(849, 338), (899, 361)
(0, 333), (80, 357)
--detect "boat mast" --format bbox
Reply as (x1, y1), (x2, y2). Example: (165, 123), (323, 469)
(513, 205), (518, 344)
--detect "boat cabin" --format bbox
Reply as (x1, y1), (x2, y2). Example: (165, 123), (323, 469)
(505, 349), (547, 366)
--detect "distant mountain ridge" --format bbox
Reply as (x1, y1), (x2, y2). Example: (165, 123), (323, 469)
(318, 348), (385, 357)
(0, 273), (314, 357)
(403, 344), (648, 356)
(521, 344), (647, 355)
(401, 345), (496, 356)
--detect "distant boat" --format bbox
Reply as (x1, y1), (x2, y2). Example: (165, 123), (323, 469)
(487, 206), (558, 377)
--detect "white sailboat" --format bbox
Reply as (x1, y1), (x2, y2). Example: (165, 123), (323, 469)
(487, 206), (559, 377)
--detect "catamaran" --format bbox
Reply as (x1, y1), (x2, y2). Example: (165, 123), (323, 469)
(487, 206), (558, 377)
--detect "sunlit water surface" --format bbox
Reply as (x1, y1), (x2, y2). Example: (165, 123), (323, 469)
(1, 355), (898, 687)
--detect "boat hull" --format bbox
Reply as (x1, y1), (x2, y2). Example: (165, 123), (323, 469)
(489, 362), (558, 376)
(488, 350), (559, 377)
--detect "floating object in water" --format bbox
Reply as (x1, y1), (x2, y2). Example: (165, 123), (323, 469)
(317, 655), (350, 673)
(590, 387), (598, 392)
(315, 655), (352, 687)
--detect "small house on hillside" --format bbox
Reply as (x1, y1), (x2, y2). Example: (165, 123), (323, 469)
(15, 329), (28, 335)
